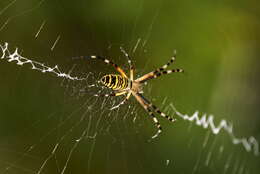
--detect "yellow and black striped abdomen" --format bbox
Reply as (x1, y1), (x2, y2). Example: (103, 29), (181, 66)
(100, 74), (129, 90)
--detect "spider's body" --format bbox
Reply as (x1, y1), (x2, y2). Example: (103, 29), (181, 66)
(100, 74), (130, 90)
(100, 74), (143, 93)
(85, 48), (183, 139)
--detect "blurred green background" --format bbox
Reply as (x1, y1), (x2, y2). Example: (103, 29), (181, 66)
(0, 0), (259, 173)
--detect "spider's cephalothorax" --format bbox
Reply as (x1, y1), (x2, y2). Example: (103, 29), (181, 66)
(84, 48), (183, 139)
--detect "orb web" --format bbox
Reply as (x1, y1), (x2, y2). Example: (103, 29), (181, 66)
(0, 0), (259, 174)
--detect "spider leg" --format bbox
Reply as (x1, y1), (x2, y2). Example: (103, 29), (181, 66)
(136, 50), (183, 83)
(135, 93), (176, 122)
(146, 107), (162, 139)
(149, 102), (176, 122)
(120, 47), (134, 81)
(94, 90), (127, 97)
(159, 50), (177, 70)
(132, 93), (162, 139)
(80, 55), (128, 78)
(110, 91), (132, 110)
(140, 69), (184, 83)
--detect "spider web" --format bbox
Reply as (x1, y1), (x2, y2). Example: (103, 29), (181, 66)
(0, 0), (260, 174)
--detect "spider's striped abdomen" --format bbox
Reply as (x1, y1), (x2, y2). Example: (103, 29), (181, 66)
(100, 74), (129, 90)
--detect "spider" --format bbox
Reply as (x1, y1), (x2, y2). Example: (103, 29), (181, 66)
(84, 47), (183, 139)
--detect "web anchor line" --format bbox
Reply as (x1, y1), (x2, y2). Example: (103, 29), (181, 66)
(169, 103), (259, 156)
(0, 42), (85, 81)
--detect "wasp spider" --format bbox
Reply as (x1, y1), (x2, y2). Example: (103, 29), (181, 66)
(83, 48), (183, 139)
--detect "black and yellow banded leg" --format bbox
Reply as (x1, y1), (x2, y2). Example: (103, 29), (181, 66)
(156, 50), (177, 72)
(136, 68), (183, 83)
(110, 92), (132, 110)
(136, 93), (176, 122)
(150, 104), (176, 122)
(145, 106), (162, 139)
(120, 47), (134, 81)
(136, 51), (181, 83)
(133, 93), (162, 139)
(82, 55), (128, 79)
(152, 69), (184, 80)
(94, 91), (127, 97)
